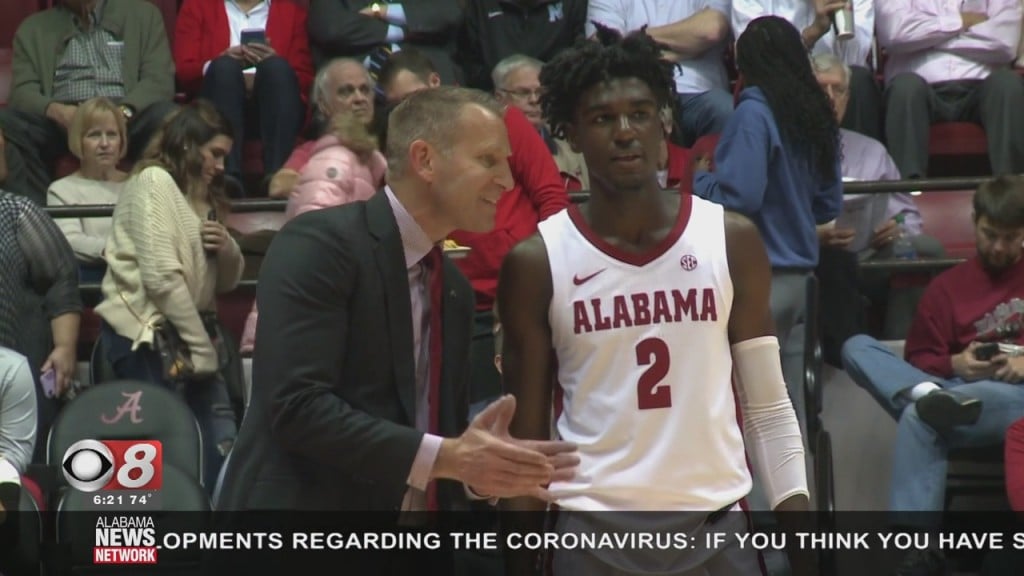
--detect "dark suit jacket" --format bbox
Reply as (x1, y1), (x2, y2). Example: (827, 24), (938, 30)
(215, 191), (474, 512)
(307, 0), (463, 84)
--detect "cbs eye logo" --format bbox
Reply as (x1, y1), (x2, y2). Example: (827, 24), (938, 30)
(61, 439), (163, 492)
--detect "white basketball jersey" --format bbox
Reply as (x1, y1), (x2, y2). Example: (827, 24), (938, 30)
(539, 195), (751, 511)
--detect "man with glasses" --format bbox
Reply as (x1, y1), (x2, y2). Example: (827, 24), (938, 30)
(842, 177), (1024, 575)
(492, 54), (587, 190)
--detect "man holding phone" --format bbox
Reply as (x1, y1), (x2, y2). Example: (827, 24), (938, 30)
(841, 176), (1024, 573)
(174, 0), (313, 196)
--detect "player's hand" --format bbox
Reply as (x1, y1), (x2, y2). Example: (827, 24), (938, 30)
(994, 354), (1024, 383)
(951, 342), (1000, 381)
(870, 218), (900, 250)
(436, 395), (578, 500)
(818, 225), (855, 248)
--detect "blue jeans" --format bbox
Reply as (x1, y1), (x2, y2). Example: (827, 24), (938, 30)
(100, 322), (237, 493)
(677, 89), (734, 146)
(841, 335), (1024, 520)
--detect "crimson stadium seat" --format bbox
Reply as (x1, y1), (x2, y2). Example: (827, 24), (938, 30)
(916, 189), (976, 259)
(928, 122), (990, 177)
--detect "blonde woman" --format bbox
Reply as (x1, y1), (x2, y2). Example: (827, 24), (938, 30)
(47, 98), (129, 281)
(95, 100), (243, 492)
(239, 110), (386, 353)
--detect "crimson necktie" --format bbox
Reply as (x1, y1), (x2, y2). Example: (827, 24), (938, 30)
(425, 246), (443, 511)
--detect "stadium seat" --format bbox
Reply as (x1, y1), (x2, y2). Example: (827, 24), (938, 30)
(46, 379), (203, 485)
(52, 463), (210, 576)
(928, 122), (990, 177)
(0, 480), (43, 576)
(916, 190), (976, 259)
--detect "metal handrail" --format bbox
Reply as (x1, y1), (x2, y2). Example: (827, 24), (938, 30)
(858, 257), (965, 271)
(41, 176), (987, 218)
(77, 279), (259, 295)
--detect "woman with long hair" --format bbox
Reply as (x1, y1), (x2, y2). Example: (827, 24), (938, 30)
(695, 17), (842, 320)
(693, 15), (843, 460)
(95, 100), (244, 492)
(239, 110), (386, 353)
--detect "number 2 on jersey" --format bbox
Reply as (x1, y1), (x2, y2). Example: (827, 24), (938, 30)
(636, 337), (671, 409)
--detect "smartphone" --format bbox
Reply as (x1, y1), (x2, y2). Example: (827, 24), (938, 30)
(205, 209), (218, 256)
(240, 29), (267, 45)
(41, 368), (57, 398)
(974, 342), (1001, 361)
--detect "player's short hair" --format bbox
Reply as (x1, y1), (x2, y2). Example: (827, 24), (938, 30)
(974, 175), (1024, 228)
(539, 24), (677, 140)
(385, 86), (504, 178)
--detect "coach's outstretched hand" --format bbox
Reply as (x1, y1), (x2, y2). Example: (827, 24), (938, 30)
(433, 395), (578, 500)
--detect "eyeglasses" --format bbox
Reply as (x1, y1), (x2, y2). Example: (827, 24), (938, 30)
(498, 88), (544, 101)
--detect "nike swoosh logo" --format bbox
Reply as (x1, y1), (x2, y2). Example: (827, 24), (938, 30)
(487, 10), (503, 18)
(573, 269), (606, 286)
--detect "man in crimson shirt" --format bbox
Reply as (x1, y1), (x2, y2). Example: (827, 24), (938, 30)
(841, 176), (1024, 571)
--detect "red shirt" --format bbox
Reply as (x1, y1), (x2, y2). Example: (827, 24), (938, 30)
(1008, 417), (1024, 513)
(449, 106), (568, 311)
(904, 256), (1024, 378)
(173, 0), (314, 103)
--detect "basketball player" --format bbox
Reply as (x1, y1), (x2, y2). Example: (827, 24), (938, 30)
(499, 27), (813, 576)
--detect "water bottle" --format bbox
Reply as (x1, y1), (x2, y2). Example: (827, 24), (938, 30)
(891, 213), (917, 260)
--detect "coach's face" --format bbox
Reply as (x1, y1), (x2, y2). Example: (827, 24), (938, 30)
(431, 104), (513, 233)
(567, 78), (662, 192)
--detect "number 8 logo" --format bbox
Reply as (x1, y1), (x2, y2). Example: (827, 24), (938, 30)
(61, 439), (163, 492)
(118, 443), (158, 489)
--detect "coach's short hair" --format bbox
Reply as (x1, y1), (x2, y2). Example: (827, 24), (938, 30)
(385, 86), (504, 178)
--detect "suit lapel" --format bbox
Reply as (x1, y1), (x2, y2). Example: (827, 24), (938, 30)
(366, 192), (417, 425)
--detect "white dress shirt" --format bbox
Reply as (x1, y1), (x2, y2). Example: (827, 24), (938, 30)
(586, 0), (731, 94)
(732, 0), (876, 67)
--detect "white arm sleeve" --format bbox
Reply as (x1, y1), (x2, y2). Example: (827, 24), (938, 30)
(732, 336), (809, 509)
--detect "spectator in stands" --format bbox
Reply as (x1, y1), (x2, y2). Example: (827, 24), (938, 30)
(1010, 416), (1024, 512)
(307, 0), (463, 84)
(0, 130), (7, 187)
(0, 0), (176, 206)
(458, 0), (586, 91)
(733, 0), (882, 141)
(239, 110), (387, 354)
(694, 16), (842, 432)
(95, 101), (244, 492)
(0, 347), (37, 476)
(0, 191), (80, 465)
(842, 176), (1024, 574)
(812, 54), (944, 349)
(377, 48), (567, 416)
(492, 54), (587, 190)
(268, 58), (375, 199)
(877, 1), (1024, 178)
(174, 0), (314, 197)
(588, 0), (733, 146)
(46, 97), (127, 282)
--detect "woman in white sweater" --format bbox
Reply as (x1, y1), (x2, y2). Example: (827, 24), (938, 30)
(46, 98), (128, 282)
(95, 101), (244, 493)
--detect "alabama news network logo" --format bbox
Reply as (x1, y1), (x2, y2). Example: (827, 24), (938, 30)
(61, 439), (163, 492)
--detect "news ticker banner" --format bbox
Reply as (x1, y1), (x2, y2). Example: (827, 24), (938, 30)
(8, 511), (1023, 569)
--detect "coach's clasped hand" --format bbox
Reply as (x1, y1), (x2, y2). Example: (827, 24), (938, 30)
(433, 395), (578, 501)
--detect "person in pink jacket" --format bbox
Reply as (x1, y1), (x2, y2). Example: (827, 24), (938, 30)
(240, 112), (386, 353)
